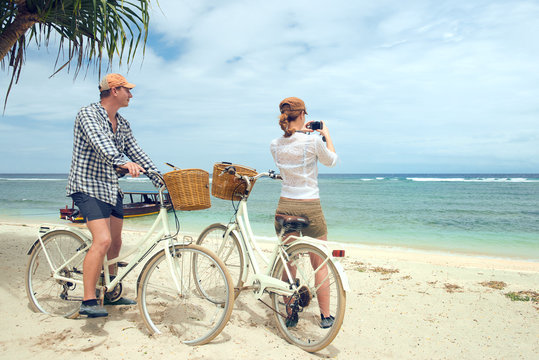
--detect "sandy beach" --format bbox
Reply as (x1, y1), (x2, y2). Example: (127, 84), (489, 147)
(0, 221), (537, 359)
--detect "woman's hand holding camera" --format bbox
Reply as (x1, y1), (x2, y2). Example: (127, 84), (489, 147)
(306, 120), (323, 131)
(304, 120), (335, 153)
(306, 120), (330, 137)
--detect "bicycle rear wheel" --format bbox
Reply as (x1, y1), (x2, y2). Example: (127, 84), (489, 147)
(270, 243), (346, 352)
(196, 223), (244, 298)
(137, 244), (234, 345)
(25, 230), (88, 318)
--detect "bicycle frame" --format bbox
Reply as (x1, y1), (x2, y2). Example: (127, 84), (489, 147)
(222, 199), (293, 299)
(218, 172), (349, 300)
(31, 174), (188, 299)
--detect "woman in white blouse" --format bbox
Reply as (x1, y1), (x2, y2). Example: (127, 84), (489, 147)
(270, 97), (338, 329)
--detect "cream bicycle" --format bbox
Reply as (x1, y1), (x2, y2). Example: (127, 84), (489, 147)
(195, 164), (349, 352)
(25, 169), (234, 345)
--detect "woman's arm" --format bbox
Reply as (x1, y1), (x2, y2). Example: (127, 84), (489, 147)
(305, 120), (336, 153)
(318, 123), (335, 153)
(312, 122), (338, 167)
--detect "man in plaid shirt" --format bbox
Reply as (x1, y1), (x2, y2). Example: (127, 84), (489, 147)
(66, 74), (161, 318)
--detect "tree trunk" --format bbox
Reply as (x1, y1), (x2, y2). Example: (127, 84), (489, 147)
(0, 2), (40, 61)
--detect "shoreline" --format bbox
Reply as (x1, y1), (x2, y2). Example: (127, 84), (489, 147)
(2, 218), (538, 269)
(2, 172), (539, 176)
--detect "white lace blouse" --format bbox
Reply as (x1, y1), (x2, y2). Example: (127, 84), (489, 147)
(270, 132), (338, 199)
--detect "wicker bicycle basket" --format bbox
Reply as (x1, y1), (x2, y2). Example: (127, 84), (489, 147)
(211, 162), (258, 201)
(163, 169), (211, 211)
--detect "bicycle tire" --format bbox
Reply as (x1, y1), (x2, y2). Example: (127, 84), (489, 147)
(137, 243), (234, 345)
(25, 230), (88, 318)
(196, 223), (244, 298)
(270, 243), (346, 352)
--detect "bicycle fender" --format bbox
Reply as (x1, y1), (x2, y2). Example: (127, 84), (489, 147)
(26, 225), (91, 255)
(332, 259), (350, 292)
(282, 240), (350, 292)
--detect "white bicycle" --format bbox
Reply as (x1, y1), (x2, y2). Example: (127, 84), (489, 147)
(195, 165), (349, 352)
(25, 170), (234, 345)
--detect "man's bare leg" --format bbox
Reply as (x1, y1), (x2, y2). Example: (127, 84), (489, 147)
(83, 218), (112, 301)
(107, 215), (123, 276)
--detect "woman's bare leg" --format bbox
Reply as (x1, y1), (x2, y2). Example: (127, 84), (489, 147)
(310, 234), (330, 317)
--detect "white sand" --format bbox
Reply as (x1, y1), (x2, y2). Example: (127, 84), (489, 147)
(0, 222), (537, 359)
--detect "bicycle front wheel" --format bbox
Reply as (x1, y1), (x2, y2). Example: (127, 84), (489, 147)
(196, 223), (244, 298)
(137, 244), (234, 345)
(270, 243), (346, 352)
(25, 230), (88, 318)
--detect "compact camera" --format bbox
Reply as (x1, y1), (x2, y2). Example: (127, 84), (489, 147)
(307, 121), (323, 130)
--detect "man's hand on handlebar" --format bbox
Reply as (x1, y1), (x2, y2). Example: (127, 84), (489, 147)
(117, 162), (145, 177)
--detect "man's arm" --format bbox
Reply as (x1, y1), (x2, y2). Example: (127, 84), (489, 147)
(121, 120), (162, 187)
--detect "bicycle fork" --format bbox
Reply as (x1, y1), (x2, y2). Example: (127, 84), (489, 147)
(165, 241), (191, 299)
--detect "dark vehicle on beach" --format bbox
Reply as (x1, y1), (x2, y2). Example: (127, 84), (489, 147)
(60, 191), (172, 222)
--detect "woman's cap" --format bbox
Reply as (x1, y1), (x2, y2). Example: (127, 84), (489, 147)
(99, 74), (136, 91)
(279, 97), (307, 115)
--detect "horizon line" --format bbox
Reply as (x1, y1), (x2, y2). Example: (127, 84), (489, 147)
(1, 172), (538, 176)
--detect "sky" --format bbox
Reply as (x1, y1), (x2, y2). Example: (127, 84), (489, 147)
(1, 0), (538, 174)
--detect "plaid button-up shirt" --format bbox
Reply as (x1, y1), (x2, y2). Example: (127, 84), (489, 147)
(66, 102), (161, 206)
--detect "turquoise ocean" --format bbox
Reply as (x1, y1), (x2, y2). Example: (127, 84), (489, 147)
(1, 173), (537, 261)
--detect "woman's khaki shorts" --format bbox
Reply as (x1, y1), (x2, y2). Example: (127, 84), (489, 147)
(274, 198), (327, 238)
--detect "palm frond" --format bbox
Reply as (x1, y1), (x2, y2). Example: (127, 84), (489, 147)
(1, 0), (156, 110)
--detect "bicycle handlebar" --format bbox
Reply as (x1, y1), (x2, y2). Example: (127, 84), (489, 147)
(221, 166), (281, 180)
(115, 166), (130, 175)
(114, 166), (165, 183)
(217, 167), (280, 200)
(257, 170), (282, 180)
(115, 167), (168, 205)
(146, 169), (165, 183)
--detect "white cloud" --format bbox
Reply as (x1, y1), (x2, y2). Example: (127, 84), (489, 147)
(1, 0), (538, 173)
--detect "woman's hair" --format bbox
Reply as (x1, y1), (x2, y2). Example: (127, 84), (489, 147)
(278, 97), (307, 138)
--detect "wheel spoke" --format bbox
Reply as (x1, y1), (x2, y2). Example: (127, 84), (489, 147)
(270, 243), (346, 352)
(138, 244), (234, 345)
(25, 231), (86, 317)
(196, 224), (244, 298)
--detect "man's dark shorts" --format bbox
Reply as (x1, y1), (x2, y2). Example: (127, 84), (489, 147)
(70, 192), (124, 221)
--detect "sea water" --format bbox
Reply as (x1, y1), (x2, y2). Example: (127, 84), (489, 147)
(0, 173), (537, 261)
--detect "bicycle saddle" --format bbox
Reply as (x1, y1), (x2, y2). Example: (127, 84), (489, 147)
(275, 214), (310, 228)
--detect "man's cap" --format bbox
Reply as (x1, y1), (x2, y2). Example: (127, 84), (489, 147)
(99, 74), (136, 91)
(279, 97), (307, 115)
